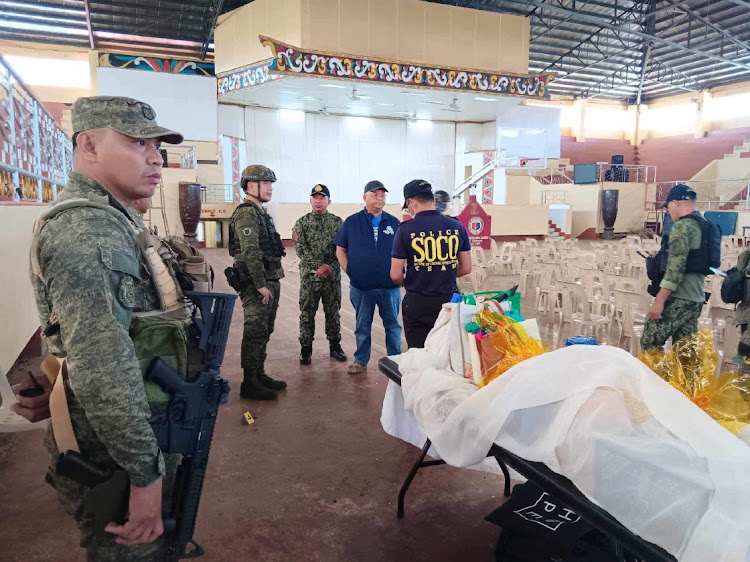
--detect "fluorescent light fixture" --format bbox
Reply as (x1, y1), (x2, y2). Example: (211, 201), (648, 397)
(356, 95), (374, 100)
(394, 111), (416, 116)
(402, 91), (426, 97)
(299, 96), (322, 102)
(474, 96), (497, 102)
(420, 100), (444, 105)
(375, 103), (395, 107)
(319, 83), (347, 88)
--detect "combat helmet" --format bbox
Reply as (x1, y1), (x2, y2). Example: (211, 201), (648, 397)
(241, 164), (277, 191)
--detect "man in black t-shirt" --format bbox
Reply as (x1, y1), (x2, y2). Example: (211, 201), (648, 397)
(391, 179), (472, 348)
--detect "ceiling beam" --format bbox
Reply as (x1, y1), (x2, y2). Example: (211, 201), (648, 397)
(723, 0), (750, 9)
(636, 0), (657, 106)
(578, 54), (702, 101)
(662, 0), (750, 55)
(471, 0), (750, 72)
(200, 0), (224, 59)
(83, 0), (95, 48)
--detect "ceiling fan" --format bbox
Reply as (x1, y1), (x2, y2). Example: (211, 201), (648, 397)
(441, 98), (462, 112)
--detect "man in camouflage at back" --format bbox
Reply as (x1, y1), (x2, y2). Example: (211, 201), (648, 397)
(25, 96), (184, 561)
(293, 184), (348, 365)
(642, 184), (706, 351)
(228, 164), (288, 400)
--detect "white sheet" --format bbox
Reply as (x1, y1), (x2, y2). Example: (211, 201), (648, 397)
(395, 345), (750, 562)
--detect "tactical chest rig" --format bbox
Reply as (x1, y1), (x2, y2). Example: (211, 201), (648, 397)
(646, 214), (720, 297)
(30, 193), (232, 560)
(226, 201), (286, 291)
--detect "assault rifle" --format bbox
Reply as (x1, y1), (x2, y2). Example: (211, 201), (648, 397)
(57, 358), (230, 560)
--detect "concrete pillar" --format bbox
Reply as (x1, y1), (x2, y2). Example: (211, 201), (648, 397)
(694, 90), (709, 139)
(573, 99), (586, 142)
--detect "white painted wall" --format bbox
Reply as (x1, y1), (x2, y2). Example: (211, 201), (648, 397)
(497, 105), (561, 159)
(1, 205), (46, 373)
(239, 107), (458, 203)
(97, 68), (218, 142)
(218, 104), (245, 139)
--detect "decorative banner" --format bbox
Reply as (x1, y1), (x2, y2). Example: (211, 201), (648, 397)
(259, 35), (553, 99)
(457, 195), (492, 249)
(482, 151), (494, 204)
(99, 53), (215, 76)
(217, 60), (285, 95)
(230, 136), (241, 202)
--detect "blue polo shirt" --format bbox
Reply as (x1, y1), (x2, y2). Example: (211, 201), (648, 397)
(392, 210), (471, 296)
(334, 208), (400, 290)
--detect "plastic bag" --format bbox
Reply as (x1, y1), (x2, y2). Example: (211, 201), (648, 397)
(638, 329), (750, 433)
(473, 310), (549, 387)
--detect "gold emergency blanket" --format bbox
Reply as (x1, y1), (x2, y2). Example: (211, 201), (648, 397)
(473, 310), (549, 387)
(638, 329), (750, 433)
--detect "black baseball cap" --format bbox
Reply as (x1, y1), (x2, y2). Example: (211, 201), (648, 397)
(364, 180), (387, 194)
(660, 184), (697, 208)
(310, 184), (330, 197)
(402, 179), (433, 209)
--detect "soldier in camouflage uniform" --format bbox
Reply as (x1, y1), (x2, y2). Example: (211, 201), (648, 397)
(292, 184), (348, 365)
(228, 165), (287, 400)
(642, 185), (706, 350)
(24, 96), (184, 560)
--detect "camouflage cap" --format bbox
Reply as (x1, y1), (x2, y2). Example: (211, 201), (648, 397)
(71, 96), (183, 144)
(241, 165), (277, 189)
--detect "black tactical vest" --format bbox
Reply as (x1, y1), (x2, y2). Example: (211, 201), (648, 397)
(228, 201), (286, 265)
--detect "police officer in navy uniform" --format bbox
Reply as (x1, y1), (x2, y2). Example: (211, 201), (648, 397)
(391, 180), (472, 349)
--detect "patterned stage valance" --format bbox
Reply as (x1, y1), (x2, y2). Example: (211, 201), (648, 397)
(217, 59), (284, 95)
(249, 35), (553, 99)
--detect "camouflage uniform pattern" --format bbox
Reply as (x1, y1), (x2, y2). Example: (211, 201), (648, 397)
(229, 201), (285, 377)
(640, 297), (704, 350)
(292, 211), (343, 346)
(641, 212), (706, 351)
(72, 96), (182, 144)
(31, 172), (170, 560)
(658, 212), (706, 302)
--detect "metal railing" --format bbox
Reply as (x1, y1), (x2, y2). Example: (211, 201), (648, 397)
(0, 54), (71, 203)
(594, 163), (657, 184)
(163, 145), (197, 169)
(541, 190), (568, 204)
(202, 183), (239, 203)
(535, 169), (574, 185)
(652, 179), (750, 211)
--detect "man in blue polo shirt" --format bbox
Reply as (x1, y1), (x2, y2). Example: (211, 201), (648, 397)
(335, 180), (402, 374)
(391, 180), (472, 348)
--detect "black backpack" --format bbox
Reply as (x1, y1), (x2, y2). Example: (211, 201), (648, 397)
(722, 267), (746, 304)
(682, 214), (721, 274)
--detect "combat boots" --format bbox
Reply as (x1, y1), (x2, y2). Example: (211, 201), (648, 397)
(299, 345), (312, 365)
(329, 342), (347, 362)
(258, 370), (287, 391)
(240, 369), (278, 400)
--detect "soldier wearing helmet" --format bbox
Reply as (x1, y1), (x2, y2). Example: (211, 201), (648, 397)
(227, 164), (287, 400)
